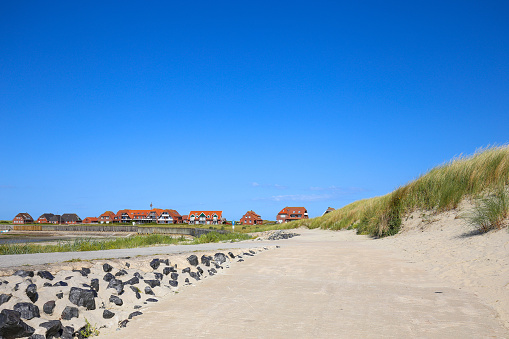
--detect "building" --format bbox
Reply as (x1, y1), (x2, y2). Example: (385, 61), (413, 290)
(113, 208), (182, 224)
(36, 213), (55, 223)
(276, 207), (308, 223)
(240, 210), (263, 225)
(188, 211), (223, 225)
(13, 213), (34, 224)
(49, 215), (62, 224)
(82, 217), (98, 224)
(61, 213), (82, 224)
(99, 211), (116, 224)
(322, 207), (335, 216)
(157, 209), (182, 224)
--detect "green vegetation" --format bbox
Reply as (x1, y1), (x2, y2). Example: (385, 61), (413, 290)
(80, 318), (100, 338)
(291, 146), (509, 237)
(191, 232), (252, 244)
(464, 187), (509, 233)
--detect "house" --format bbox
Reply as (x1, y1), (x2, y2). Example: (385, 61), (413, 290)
(36, 213), (55, 223)
(240, 210), (263, 225)
(157, 209), (182, 224)
(61, 213), (82, 224)
(113, 208), (182, 224)
(188, 211), (223, 225)
(276, 207), (308, 223)
(181, 215), (188, 224)
(49, 215), (62, 224)
(322, 207), (335, 216)
(99, 211), (116, 224)
(13, 213), (34, 224)
(82, 217), (98, 224)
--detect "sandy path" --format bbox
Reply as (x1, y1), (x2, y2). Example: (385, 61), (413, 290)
(99, 229), (508, 338)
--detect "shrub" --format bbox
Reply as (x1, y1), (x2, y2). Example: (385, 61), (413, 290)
(464, 187), (509, 233)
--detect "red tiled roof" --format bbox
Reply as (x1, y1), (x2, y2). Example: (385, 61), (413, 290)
(278, 207), (307, 215)
(188, 211), (222, 220)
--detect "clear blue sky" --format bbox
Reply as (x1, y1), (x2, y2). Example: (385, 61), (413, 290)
(1, 1), (508, 221)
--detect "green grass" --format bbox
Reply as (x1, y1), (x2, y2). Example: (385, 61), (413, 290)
(291, 145), (509, 237)
(463, 187), (509, 233)
(0, 232), (251, 255)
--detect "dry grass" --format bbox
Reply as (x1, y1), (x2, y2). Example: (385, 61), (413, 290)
(291, 145), (509, 237)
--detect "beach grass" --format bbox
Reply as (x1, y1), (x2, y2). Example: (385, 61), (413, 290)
(0, 232), (251, 255)
(291, 145), (509, 237)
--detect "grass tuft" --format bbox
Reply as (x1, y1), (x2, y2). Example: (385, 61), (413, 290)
(464, 187), (509, 233)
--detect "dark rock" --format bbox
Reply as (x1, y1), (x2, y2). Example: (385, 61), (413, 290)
(161, 259), (170, 266)
(168, 280), (178, 287)
(61, 306), (79, 320)
(0, 294), (12, 306)
(135, 292), (141, 299)
(128, 311), (142, 319)
(209, 268), (217, 275)
(13, 302), (40, 320)
(103, 310), (115, 319)
(144, 286), (154, 295)
(154, 273), (163, 280)
(243, 252), (253, 257)
(37, 270), (55, 281)
(182, 267), (191, 274)
(115, 270), (128, 277)
(43, 282), (52, 287)
(109, 295), (123, 306)
(14, 270), (34, 278)
(189, 272), (200, 281)
(134, 272), (144, 280)
(43, 300), (56, 315)
(119, 319), (129, 328)
(249, 250), (256, 254)
(103, 263), (113, 272)
(53, 281), (68, 287)
(61, 326), (74, 339)
(228, 252), (235, 258)
(68, 287), (96, 310)
(14, 283), (20, 291)
(124, 277), (139, 285)
(149, 259), (160, 270)
(65, 276), (73, 280)
(26, 284), (38, 302)
(201, 255), (212, 266)
(214, 253), (227, 264)
(107, 279), (124, 295)
(91, 278), (99, 292)
(237, 259), (244, 262)
(187, 255), (198, 266)
(0, 309), (35, 338)
(170, 273), (178, 281)
(213, 262), (222, 269)
(185, 278), (190, 284)
(73, 267), (90, 277)
(162, 267), (172, 275)
(146, 298), (158, 302)
(196, 267), (203, 275)
(125, 262), (130, 268)
(56, 292), (63, 299)
(144, 280), (160, 288)
(134, 305), (142, 309)
(0, 280), (8, 285)
(29, 334), (45, 339)
(129, 286), (140, 293)
(82, 283), (91, 288)
(39, 320), (62, 338)
(103, 272), (115, 282)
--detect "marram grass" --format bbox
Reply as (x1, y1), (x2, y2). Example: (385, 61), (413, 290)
(291, 145), (509, 237)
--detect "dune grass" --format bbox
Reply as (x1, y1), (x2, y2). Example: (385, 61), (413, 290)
(0, 232), (251, 255)
(291, 145), (509, 237)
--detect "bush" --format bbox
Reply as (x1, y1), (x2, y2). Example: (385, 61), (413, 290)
(464, 187), (509, 233)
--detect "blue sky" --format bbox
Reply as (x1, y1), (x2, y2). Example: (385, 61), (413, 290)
(1, 1), (508, 221)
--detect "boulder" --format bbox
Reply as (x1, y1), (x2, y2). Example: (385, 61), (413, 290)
(128, 311), (142, 320)
(61, 326), (74, 339)
(0, 294), (12, 306)
(129, 286), (141, 299)
(189, 272), (200, 281)
(149, 259), (160, 270)
(119, 319), (129, 328)
(196, 267), (204, 275)
(214, 253), (227, 264)
(103, 310), (115, 319)
(154, 273), (163, 281)
(13, 270), (34, 278)
(161, 259), (170, 266)
(26, 284), (38, 302)
(73, 267), (90, 277)
(37, 271), (55, 281)
(146, 298), (158, 302)
(56, 292), (63, 299)
(53, 281), (68, 287)
(103, 263), (113, 272)
(90, 278), (99, 292)
(187, 255), (198, 266)
(209, 268), (217, 276)
(43, 300), (56, 315)
(134, 272), (144, 280)
(39, 320), (62, 338)
(201, 255), (212, 266)
(144, 280), (160, 288)
(13, 302), (40, 320)
(124, 277), (139, 285)
(103, 273), (115, 282)
(144, 286), (154, 295)
(0, 309), (35, 338)
(182, 267), (191, 274)
(107, 279), (124, 295)
(228, 252), (235, 258)
(115, 270), (128, 277)
(109, 295), (123, 306)
(61, 306), (79, 320)
(170, 273), (179, 281)
(68, 287), (96, 310)
(125, 262), (130, 268)
(43, 282), (52, 287)
(29, 334), (45, 339)
(168, 280), (178, 288)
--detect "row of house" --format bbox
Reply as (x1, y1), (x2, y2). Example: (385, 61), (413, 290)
(12, 206), (311, 226)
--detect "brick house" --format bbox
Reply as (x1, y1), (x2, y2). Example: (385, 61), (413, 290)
(240, 210), (263, 225)
(276, 207), (308, 223)
(113, 208), (182, 224)
(61, 213), (82, 224)
(99, 211), (116, 224)
(13, 213), (34, 224)
(36, 213), (55, 223)
(157, 209), (182, 224)
(49, 215), (62, 224)
(188, 211), (223, 225)
(82, 217), (98, 224)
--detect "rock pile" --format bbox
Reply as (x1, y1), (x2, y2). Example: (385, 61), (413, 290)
(267, 230), (300, 240)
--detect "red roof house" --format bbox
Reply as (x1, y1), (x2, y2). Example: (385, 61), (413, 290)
(240, 210), (263, 225)
(99, 211), (116, 223)
(82, 217), (98, 224)
(13, 213), (33, 224)
(276, 207), (308, 223)
(188, 211), (223, 225)
(36, 213), (54, 224)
